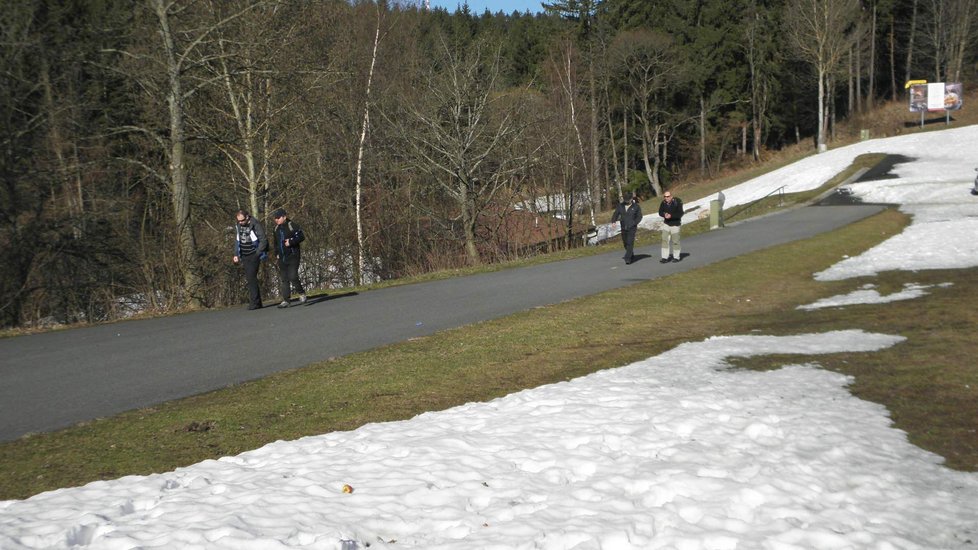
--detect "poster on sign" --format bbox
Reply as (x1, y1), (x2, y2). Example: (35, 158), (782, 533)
(944, 82), (963, 111)
(909, 84), (927, 112)
(909, 82), (963, 112)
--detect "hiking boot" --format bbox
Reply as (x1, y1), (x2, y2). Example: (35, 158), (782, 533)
(659, 258), (670, 264)
(277, 301), (289, 309)
(671, 257), (681, 263)
(299, 294), (307, 304)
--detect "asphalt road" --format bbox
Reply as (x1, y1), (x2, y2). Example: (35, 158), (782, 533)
(0, 204), (885, 442)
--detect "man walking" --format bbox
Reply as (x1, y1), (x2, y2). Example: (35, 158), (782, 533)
(272, 208), (307, 308)
(611, 191), (643, 264)
(232, 210), (268, 310)
(658, 191), (684, 263)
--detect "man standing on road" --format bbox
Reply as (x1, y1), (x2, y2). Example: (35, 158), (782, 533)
(611, 191), (643, 265)
(658, 191), (684, 263)
(233, 210), (268, 310)
(272, 208), (307, 308)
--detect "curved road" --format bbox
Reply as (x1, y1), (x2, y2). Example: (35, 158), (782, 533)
(0, 204), (884, 442)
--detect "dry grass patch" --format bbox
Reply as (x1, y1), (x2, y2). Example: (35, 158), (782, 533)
(728, 267), (978, 471)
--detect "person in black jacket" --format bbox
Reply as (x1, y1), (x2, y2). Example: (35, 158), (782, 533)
(658, 191), (684, 263)
(233, 210), (268, 310)
(272, 208), (307, 308)
(611, 191), (643, 265)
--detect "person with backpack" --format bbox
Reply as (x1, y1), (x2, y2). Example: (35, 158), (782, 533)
(233, 210), (269, 310)
(611, 191), (643, 265)
(272, 208), (307, 308)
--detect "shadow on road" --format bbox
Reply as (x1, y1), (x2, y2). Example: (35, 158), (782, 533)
(302, 291), (357, 307)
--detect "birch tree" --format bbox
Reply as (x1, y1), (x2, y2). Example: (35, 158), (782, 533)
(784, 0), (860, 153)
(352, 4), (386, 286)
(205, 0), (304, 219)
(551, 38), (596, 228)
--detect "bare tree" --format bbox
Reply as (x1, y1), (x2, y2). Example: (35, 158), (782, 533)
(745, 0), (775, 162)
(551, 38), (596, 228)
(941, 0), (976, 82)
(784, 0), (861, 153)
(204, 0), (310, 219)
(608, 29), (682, 197)
(904, 0), (920, 87)
(401, 35), (534, 265)
(918, 0), (975, 82)
(109, 0), (266, 306)
(544, 0), (603, 212)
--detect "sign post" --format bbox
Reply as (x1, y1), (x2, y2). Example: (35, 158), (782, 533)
(907, 80), (963, 127)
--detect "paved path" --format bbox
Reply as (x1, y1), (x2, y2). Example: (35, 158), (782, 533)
(0, 204), (885, 441)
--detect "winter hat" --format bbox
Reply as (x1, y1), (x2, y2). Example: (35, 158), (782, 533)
(272, 208), (287, 219)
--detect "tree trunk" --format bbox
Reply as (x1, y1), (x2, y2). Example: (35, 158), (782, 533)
(606, 103), (623, 200)
(889, 14), (897, 101)
(261, 77), (272, 217)
(746, 10), (765, 162)
(947, 0), (975, 83)
(640, 118), (662, 197)
(589, 54), (601, 215)
(868, 3), (876, 109)
(563, 47), (595, 228)
(39, 53), (83, 238)
(817, 67), (827, 152)
(829, 74), (837, 142)
(354, 9), (382, 286)
(855, 35), (862, 113)
(904, 0), (917, 90)
(461, 190), (479, 264)
(847, 48), (854, 115)
(155, 0), (203, 307)
(699, 95), (707, 175)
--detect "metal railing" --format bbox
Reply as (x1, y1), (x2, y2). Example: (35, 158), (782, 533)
(723, 186), (786, 224)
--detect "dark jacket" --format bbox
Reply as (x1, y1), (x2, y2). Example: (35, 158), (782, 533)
(274, 218), (305, 261)
(658, 197), (684, 227)
(235, 217), (268, 258)
(612, 200), (643, 230)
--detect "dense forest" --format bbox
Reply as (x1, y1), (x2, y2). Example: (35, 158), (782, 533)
(2, 0), (975, 328)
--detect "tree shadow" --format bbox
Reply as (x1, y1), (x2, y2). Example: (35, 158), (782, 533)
(903, 115), (956, 128)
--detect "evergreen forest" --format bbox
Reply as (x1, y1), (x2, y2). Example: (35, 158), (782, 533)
(2, 0), (975, 328)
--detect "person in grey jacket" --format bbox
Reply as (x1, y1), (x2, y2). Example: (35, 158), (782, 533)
(611, 191), (643, 264)
(232, 210), (268, 310)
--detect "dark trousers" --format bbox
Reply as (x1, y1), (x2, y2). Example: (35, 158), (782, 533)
(620, 227), (637, 263)
(241, 253), (262, 307)
(278, 252), (304, 301)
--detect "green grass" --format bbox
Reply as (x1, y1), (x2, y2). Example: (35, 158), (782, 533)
(5, 205), (977, 501)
